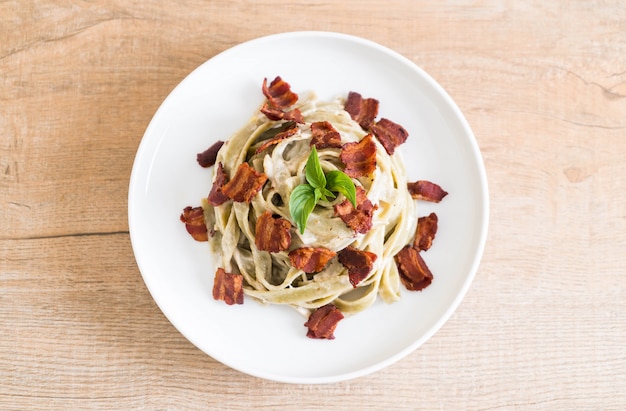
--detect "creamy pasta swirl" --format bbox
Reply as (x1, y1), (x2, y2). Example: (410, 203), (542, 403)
(203, 92), (417, 316)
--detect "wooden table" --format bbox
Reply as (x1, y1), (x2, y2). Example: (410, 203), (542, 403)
(2, 1), (624, 409)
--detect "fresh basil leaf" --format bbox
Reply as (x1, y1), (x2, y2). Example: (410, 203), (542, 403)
(305, 146), (326, 189)
(290, 150), (357, 234)
(314, 187), (336, 202)
(289, 184), (317, 234)
(314, 187), (326, 202)
(321, 187), (336, 200)
(325, 170), (357, 208)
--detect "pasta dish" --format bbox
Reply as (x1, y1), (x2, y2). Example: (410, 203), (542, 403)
(181, 77), (447, 339)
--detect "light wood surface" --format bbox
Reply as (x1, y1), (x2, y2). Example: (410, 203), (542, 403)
(2, 1), (625, 409)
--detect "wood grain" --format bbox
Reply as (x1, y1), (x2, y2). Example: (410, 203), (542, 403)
(1, 1), (625, 409)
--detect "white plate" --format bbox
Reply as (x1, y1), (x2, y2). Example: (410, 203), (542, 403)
(128, 31), (488, 384)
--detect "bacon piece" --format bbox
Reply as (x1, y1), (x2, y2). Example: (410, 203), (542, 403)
(304, 304), (344, 340)
(260, 77), (303, 123)
(370, 118), (408, 155)
(255, 210), (292, 253)
(310, 121), (342, 149)
(260, 103), (283, 120)
(196, 140), (224, 168)
(221, 163), (268, 203)
(212, 268), (244, 305)
(337, 245), (378, 287)
(415, 212), (438, 251)
(180, 206), (208, 241)
(260, 102), (304, 123)
(255, 122), (299, 154)
(283, 109), (303, 123)
(334, 186), (377, 234)
(340, 134), (377, 178)
(207, 163), (230, 206)
(288, 247), (336, 273)
(394, 245), (433, 291)
(262, 76), (298, 109)
(344, 91), (379, 129)
(407, 180), (448, 202)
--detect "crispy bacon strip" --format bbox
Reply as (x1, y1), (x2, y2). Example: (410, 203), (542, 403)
(337, 245), (378, 287)
(344, 91), (379, 129)
(221, 163), (268, 203)
(260, 103), (304, 123)
(212, 268), (244, 305)
(180, 206), (208, 242)
(260, 103), (283, 120)
(370, 118), (408, 155)
(310, 121), (342, 149)
(255, 210), (292, 253)
(340, 134), (377, 178)
(288, 247), (336, 273)
(407, 180), (448, 202)
(262, 76), (298, 109)
(394, 245), (433, 291)
(415, 212), (438, 251)
(207, 163), (230, 206)
(283, 109), (304, 123)
(304, 304), (344, 340)
(196, 140), (224, 168)
(334, 186), (377, 234)
(255, 122), (299, 153)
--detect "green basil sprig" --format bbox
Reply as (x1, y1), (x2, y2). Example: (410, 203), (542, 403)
(289, 147), (357, 234)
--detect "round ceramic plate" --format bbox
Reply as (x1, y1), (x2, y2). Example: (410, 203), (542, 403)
(128, 31), (488, 384)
